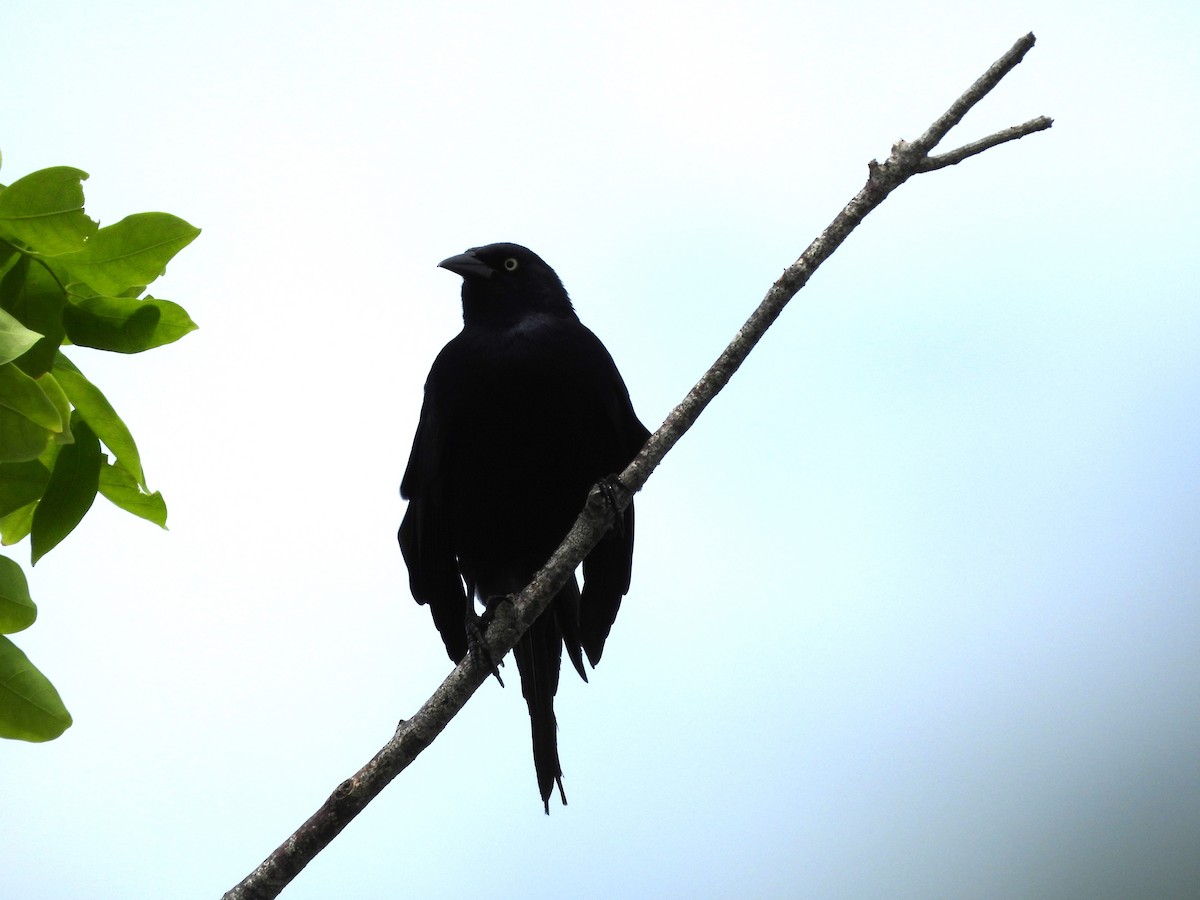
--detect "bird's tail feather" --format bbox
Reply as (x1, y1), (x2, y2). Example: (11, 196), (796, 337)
(513, 607), (567, 813)
(580, 503), (636, 666)
(555, 576), (588, 682)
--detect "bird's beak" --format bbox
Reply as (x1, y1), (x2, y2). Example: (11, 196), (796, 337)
(438, 251), (493, 279)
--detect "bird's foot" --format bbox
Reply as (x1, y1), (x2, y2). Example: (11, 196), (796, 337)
(466, 605), (505, 688)
(480, 593), (517, 627)
(597, 474), (630, 536)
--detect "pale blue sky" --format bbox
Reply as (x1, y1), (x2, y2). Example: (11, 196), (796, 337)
(4, 1), (1199, 898)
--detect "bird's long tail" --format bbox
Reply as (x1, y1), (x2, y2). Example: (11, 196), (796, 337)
(513, 584), (584, 814)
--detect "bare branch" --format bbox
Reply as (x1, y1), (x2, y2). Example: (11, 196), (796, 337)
(919, 116), (1054, 172)
(910, 32), (1039, 157)
(222, 31), (1052, 900)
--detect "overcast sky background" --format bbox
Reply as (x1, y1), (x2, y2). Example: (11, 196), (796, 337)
(4, 1), (1199, 898)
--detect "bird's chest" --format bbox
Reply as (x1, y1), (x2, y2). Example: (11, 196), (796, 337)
(434, 358), (583, 501)
(440, 334), (579, 440)
(435, 336), (594, 537)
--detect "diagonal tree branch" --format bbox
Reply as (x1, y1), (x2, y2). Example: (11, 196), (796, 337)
(222, 31), (1052, 900)
(918, 116), (1054, 172)
(909, 32), (1039, 157)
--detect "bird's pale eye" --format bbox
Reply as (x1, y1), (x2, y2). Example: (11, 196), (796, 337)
(503, 258), (519, 272)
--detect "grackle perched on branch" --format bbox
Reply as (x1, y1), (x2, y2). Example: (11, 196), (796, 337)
(399, 243), (649, 812)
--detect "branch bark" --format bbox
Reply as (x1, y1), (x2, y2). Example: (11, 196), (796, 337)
(222, 31), (1052, 900)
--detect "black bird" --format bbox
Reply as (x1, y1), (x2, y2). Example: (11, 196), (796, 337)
(399, 243), (649, 812)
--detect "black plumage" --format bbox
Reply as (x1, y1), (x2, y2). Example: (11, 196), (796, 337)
(399, 243), (649, 812)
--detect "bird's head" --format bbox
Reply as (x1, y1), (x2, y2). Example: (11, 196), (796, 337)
(439, 243), (575, 327)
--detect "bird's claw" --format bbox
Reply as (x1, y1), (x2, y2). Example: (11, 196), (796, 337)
(597, 475), (629, 536)
(466, 611), (505, 687)
(481, 593), (516, 626)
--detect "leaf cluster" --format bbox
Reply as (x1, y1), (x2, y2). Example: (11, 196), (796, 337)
(0, 162), (199, 741)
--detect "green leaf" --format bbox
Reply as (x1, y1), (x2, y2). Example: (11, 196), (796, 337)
(0, 307), (41, 365)
(62, 292), (197, 353)
(0, 362), (63, 432)
(0, 359), (68, 462)
(0, 502), (35, 546)
(0, 555), (36, 633)
(99, 459), (167, 528)
(51, 354), (145, 487)
(57, 212), (199, 296)
(0, 634), (72, 741)
(30, 413), (100, 564)
(0, 406), (52, 462)
(0, 459), (50, 518)
(0, 167), (97, 255)
(0, 241), (16, 273)
(36, 372), (72, 444)
(0, 255), (68, 377)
